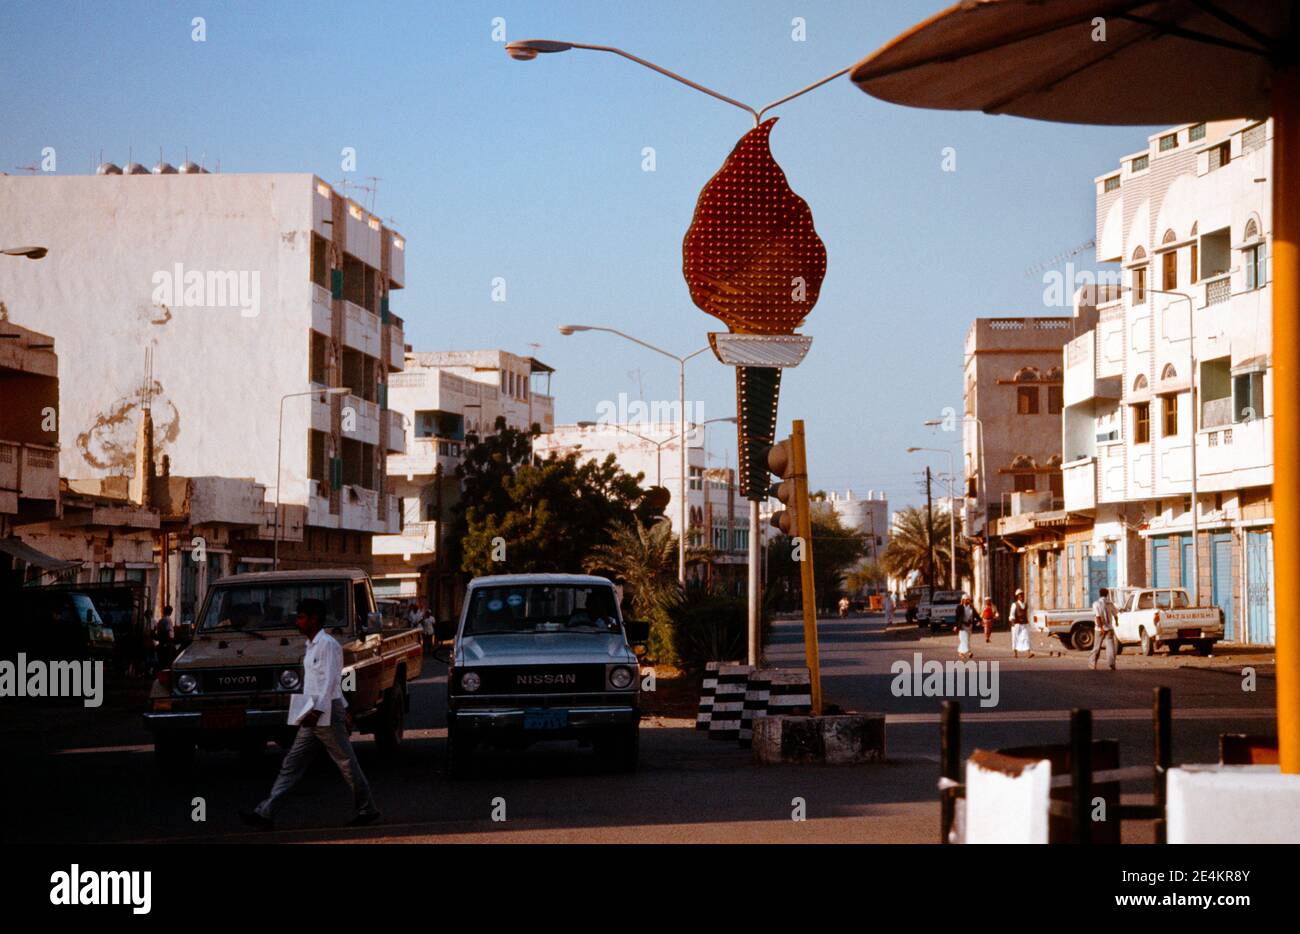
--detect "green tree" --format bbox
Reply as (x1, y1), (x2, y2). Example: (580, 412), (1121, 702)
(765, 508), (866, 612)
(453, 417), (665, 577)
(584, 518), (683, 664)
(880, 505), (970, 589)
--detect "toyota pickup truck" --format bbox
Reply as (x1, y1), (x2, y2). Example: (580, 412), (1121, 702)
(444, 573), (649, 775)
(1115, 586), (1224, 656)
(143, 568), (422, 769)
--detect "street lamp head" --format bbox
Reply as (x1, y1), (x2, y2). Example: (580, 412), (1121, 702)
(2, 246), (48, 260)
(505, 39), (574, 61)
(906, 447), (922, 453)
(557, 324), (591, 336)
(923, 418), (943, 427)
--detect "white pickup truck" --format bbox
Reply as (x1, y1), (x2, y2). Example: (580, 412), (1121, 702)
(1114, 587), (1224, 656)
(1031, 588), (1137, 651)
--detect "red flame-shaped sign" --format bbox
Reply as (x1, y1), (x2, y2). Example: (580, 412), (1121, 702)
(682, 117), (826, 335)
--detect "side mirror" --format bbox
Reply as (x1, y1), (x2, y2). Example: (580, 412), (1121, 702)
(623, 619), (651, 645)
(364, 611), (383, 634)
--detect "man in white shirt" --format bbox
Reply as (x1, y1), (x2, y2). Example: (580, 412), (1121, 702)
(1090, 587), (1118, 671)
(1009, 588), (1033, 658)
(241, 598), (379, 830)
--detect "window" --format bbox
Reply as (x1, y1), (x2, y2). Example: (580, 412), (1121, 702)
(1208, 141), (1230, 171)
(1190, 243), (1199, 284)
(689, 467), (703, 491)
(1189, 123), (1206, 142)
(1103, 175), (1121, 193)
(1017, 386), (1039, 415)
(1134, 402), (1151, 443)
(1047, 385), (1063, 414)
(1161, 250), (1177, 290)
(310, 332), (328, 384)
(1158, 132), (1178, 151)
(1245, 243), (1266, 290)
(1162, 395), (1178, 436)
(1233, 371), (1265, 421)
(1131, 154), (1149, 172)
(1133, 265), (1147, 304)
(310, 234), (329, 290)
(1013, 473), (1036, 493)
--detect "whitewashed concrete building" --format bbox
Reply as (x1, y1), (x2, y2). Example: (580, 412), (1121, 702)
(373, 350), (555, 611)
(0, 169), (408, 573)
(1059, 119), (1274, 644)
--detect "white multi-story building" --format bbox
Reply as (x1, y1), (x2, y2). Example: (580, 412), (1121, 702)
(822, 489), (891, 561)
(0, 168), (408, 579)
(1056, 119), (1274, 644)
(373, 350), (555, 611)
(536, 421), (750, 592)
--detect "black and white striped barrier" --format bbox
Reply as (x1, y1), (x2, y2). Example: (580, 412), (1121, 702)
(695, 661), (720, 731)
(708, 664), (753, 741)
(738, 670), (772, 748)
(764, 668), (813, 718)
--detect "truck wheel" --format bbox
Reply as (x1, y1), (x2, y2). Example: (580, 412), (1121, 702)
(1140, 630), (1154, 656)
(154, 735), (194, 773)
(1195, 640), (1214, 657)
(373, 679), (406, 758)
(446, 723), (473, 778)
(1070, 624), (1095, 652)
(597, 725), (639, 773)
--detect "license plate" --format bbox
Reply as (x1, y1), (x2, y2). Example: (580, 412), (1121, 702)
(201, 708), (247, 730)
(523, 709), (567, 730)
(1178, 629), (1200, 639)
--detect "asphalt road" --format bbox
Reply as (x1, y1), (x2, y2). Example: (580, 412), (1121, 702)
(1, 614), (1277, 843)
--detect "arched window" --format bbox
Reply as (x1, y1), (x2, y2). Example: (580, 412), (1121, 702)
(1010, 454), (1036, 470)
(1013, 366), (1041, 382)
(1244, 217), (1260, 241)
(1133, 373), (1149, 392)
(1162, 229), (1177, 244)
(1161, 363), (1178, 380)
(1044, 365), (1063, 381)
(1132, 246), (1147, 261)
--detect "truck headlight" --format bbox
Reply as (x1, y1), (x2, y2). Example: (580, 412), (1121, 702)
(176, 673), (198, 694)
(460, 671), (481, 693)
(279, 669), (302, 691)
(608, 665), (635, 690)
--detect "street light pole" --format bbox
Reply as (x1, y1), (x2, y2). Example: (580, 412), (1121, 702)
(927, 415), (986, 598)
(909, 446), (956, 588)
(560, 324), (709, 586)
(275, 387), (349, 570)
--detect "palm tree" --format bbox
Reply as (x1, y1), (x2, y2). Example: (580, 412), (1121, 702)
(880, 505), (970, 589)
(583, 518), (683, 620)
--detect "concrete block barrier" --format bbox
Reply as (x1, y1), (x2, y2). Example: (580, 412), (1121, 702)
(707, 664), (752, 741)
(738, 670), (772, 748)
(695, 661), (720, 731)
(753, 713), (887, 765)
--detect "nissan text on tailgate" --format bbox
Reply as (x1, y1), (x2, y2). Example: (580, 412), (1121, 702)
(446, 574), (649, 775)
(143, 569), (421, 769)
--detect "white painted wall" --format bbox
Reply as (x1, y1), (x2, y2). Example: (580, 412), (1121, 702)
(1166, 765), (1300, 843)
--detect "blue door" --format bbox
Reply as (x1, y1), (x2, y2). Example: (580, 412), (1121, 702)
(1087, 557), (1109, 605)
(1211, 532), (1234, 640)
(1151, 537), (1171, 588)
(1180, 538), (1195, 592)
(1246, 530), (1273, 645)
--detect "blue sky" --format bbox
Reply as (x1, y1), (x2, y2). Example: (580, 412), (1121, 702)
(1, 0), (1158, 508)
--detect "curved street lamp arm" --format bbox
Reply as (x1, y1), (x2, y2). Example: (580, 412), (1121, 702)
(571, 43), (759, 123)
(756, 65), (853, 121)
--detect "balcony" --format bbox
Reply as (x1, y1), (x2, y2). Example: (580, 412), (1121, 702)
(341, 299), (380, 356)
(1062, 457), (1096, 511)
(384, 314), (405, 371)
(18, 443), (58, 501)
(388, 232), (406, 289)
(339, 484), (380, 532)
(1202, 396), (1234, 429)
(343, 394), (380, 446)
(384, 409), (406, 454)
(1205, 274), (1231, 307)
(372, 519), (435, 558)
(311, 283), (332, 335)
(386, 437), (462, 480)
(308, 479), (337, 529)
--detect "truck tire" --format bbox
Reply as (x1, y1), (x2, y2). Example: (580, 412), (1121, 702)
(373, 678), (406, 758)
(154, 735), (194, 773)
(1195, 640), (1214, 656)
(1140, 629), (1155, 656)
(1070, 623), (1095, 652)
(597, 724), (639, 773)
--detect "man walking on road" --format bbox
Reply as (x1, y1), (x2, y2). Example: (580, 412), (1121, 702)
(1090, 587), (1118, 671)
(241, 598), (380, 830)
(883, 591), (895, 627)
(1009, 588), (1033, 658)
(955, 594), (977, 661)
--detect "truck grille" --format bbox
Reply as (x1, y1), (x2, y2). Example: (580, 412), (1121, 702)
(459, 664), (608, 695)
(200, 667), (276, 694)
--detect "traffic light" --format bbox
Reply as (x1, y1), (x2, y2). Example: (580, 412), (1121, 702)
(766, 438), (799, 535)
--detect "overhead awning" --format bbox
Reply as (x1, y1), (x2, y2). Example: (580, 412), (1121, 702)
(0, 536), (82, 572)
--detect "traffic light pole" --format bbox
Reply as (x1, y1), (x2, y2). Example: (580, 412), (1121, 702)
(791, 420), (822, 715)
(748, 499), (760, 666)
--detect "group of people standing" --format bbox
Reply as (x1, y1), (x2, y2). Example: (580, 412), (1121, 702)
(952, 590), (1035, 661)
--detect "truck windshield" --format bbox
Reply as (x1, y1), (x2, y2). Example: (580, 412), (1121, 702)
(199, 582), (349, 633)
(464, 584), (620, 635)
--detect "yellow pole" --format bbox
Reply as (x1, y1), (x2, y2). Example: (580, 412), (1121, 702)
(1272, 69), (1300, 773)
(791, 419), (823, 715)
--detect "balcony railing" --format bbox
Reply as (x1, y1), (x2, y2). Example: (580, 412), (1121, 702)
(1205, 275), (1231, 306)
(1202, 396), (1234, 429)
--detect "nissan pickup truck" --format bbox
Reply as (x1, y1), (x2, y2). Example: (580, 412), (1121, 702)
(143, 568), (422, 769)
(444, 573), (649, 775)
(1114, 586), (1224, 656)
(1031, 588), (1137, 651)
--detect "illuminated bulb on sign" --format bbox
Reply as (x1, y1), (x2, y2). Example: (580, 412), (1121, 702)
(682, 117), (826, 334)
